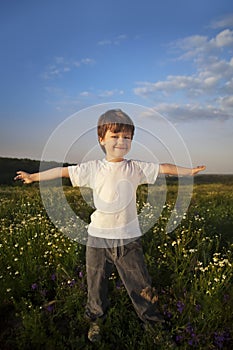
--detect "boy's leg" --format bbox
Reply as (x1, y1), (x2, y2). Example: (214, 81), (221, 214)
(85, 240), (113, 321)
(115, 239), (164, 324)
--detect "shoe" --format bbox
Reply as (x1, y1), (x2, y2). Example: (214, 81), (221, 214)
(87, 321), (101, 343)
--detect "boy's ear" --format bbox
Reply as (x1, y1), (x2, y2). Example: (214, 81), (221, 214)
(99, 137), (105, 145)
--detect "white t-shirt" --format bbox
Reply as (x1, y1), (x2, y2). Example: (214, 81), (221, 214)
(68, 159), (159, 239)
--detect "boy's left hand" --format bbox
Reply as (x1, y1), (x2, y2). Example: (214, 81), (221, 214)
(191, 165), (206, 176)
(14, 171), (33, 184)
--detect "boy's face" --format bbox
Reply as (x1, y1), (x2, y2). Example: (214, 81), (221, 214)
(99, 129), (132, 162)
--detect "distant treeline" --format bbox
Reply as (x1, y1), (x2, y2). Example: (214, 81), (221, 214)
(0, 156), (233, 186)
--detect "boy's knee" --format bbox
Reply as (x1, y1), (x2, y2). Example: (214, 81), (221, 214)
(140, 286), (158, 304)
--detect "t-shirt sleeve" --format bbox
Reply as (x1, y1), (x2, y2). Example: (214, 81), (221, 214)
(134, 161), (160, 185)
(68, 161), (94, 188)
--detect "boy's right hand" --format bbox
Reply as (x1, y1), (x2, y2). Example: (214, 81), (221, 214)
(14, 171), (33, 184)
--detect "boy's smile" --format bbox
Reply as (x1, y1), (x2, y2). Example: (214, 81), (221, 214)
(100, 130), (132, 162)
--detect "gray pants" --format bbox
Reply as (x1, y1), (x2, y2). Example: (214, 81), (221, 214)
(85, 236), (164, 324)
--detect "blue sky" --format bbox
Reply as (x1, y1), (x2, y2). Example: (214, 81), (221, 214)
(1, 0), (233, 173)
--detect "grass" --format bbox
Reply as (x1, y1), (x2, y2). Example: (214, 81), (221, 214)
(0, 178), (233, 349)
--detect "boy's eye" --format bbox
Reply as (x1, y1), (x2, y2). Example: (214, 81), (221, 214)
(110, 134), (131, 139)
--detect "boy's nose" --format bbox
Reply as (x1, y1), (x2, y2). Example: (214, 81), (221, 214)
(117, 137), (126, 144)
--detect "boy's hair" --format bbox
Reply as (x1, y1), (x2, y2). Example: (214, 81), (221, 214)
(97, 109), (135, 153)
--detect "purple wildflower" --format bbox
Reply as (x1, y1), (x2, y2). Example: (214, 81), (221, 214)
(78, 271), (83, 278)
(214, 330), (231, 349)
(185, 323), (199, 346)
(51, 273), (56, 281)
(195, 304), (201, 312)
(163, 305), (172, 319)
(177, 300), (185, 314)
(68, 279), (76, 287)
(31, 283), (38, 290)
(185, 323), (194, 334)
(188, 338), (197, 346)
(40, 289), (47, 297)
(164, 310), (172, 319)
(46, 304), (54, 312)
(116, 279), (124, 289)
(175, 334), (184, 344)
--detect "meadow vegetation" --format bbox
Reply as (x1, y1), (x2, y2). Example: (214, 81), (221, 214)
(0, 176), (232, 349)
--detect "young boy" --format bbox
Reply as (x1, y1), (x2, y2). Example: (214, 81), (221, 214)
(15, 109), (206, 345)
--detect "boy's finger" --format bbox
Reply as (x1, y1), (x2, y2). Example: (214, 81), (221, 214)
(14, 172), (24, 181)
(197, 165), (206, 170)
(15, 171), (21, 179)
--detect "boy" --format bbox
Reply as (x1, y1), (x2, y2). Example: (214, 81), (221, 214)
(15, 109), (206, 345)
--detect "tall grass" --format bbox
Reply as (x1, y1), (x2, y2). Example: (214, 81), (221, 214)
(0, 181), (232, 349)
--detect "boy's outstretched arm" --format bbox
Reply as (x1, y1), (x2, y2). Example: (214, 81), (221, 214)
(14, 167), (70, 184)
(159, 163), (206, 176)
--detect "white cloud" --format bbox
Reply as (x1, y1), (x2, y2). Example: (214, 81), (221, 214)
(97, 89), (124, 98)
(80, 89), (124, 98)
(54, 56), (65, 64)
(80, 91), (92, 97)
(42, 56), (95, 80)
(209, 29), (233, 48)
(134, 23), (233, 122)
(114, 34), (127, 45)
(81, 58), (95, 65)
(169, 29), (233, 61)
(97, 34), (127, 46)
(98, 90), (115, 97)
(149, 103), (231, 123)
(134, 75), (204, 97)
(210, 14), (233, 29)
(217, 95), (233, 111)
(97, 39), (112, 46)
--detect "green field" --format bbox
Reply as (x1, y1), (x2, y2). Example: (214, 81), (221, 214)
(0, 177), (233, 349)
